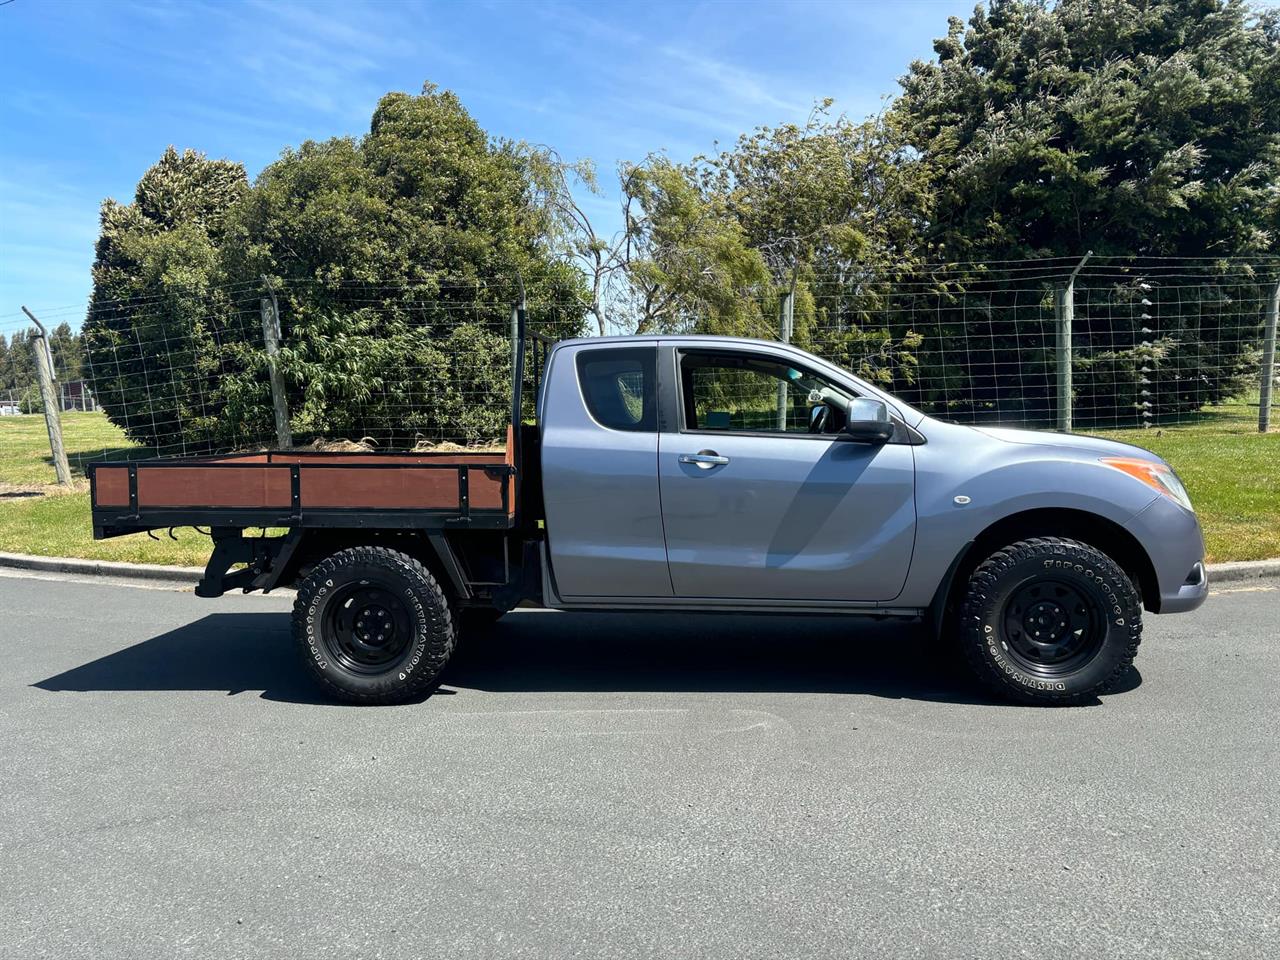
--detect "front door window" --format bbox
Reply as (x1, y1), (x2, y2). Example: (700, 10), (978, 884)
(680, 351), (853, 436)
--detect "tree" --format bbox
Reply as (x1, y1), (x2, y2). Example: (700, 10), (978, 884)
(49, 323), (83, 382)
(602, 108), (931, 386)
(899, 0), (1279, 261)
(220, 84), (587, 446)
(1, 330), (37, 398)
(892, 0), (1280, 421)
(704, 107), (933, 385)
(84, 86), (588, 452)
(614, 156), (774, 336)
(82, 147), (249, 451)
(0, 335), (10, 394)
(519, 151), (627, 338)
(518, 148), (773, 337)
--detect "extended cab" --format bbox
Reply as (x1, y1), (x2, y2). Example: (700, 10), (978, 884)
(89, 323), (1208, 705)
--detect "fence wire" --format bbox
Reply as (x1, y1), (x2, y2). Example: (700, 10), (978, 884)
(1, 259), (1277, 470)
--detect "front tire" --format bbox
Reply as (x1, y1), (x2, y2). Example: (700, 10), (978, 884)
(292, 546), (456, 704)
(958, 537), (1142, 705)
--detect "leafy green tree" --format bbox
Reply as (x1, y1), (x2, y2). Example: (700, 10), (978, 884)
(892, 0), (1280, 421)
(222, 84), (586, 445)
(82, 147), (250, 451)
(521, 149), (773, 338)
(1, 330), (43, 413)
(618, 157), (773, 336)
(899, 0), (1279, 260)
(707, 107), (932, 385)
(10, 330), (38, 397)
(85, 86), (587, 452)
(48, 323), (83, 382)
(615, 108), (931, 386)
(0, 334), (13, 394)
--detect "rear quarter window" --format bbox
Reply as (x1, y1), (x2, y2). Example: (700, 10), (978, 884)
(575, 347), (657, 432)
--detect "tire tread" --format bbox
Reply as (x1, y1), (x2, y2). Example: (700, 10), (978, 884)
(959, 536), (1142, 706)
(291, 545), (455, 705)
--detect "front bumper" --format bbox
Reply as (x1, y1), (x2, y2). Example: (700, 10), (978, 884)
(1161, 560), (1209, 614)
(1124, 496), (1208, 614)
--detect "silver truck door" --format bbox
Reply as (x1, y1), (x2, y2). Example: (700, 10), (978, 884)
(657, 345), (916, 602)
(540, 343), (673, 598)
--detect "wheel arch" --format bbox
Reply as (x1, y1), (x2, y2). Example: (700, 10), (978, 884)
(931, 507), (1161, 627)
(266, 529), (468, 601)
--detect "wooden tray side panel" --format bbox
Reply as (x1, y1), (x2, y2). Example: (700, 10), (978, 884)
(95, 446), (516, 517)
(137, 467), (293, 508)
(298, 468), (461, 510)
(469, 471), (506, 511)
(94, 467), (131, 506)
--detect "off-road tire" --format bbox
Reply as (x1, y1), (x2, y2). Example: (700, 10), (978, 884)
(958, 537), (1142, 706)
(292, 546), (456, 704)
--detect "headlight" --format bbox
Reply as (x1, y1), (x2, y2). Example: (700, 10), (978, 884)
(1099, 457), (1194, 512)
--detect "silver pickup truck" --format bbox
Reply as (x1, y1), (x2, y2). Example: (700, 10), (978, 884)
(89, 321), (1208, 706)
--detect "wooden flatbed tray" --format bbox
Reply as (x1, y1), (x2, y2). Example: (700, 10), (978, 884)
(89, 445), (516, 537)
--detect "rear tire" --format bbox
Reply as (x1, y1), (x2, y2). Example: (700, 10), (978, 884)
(958, 537), (1142, 706)
(292, 546), (456, 704)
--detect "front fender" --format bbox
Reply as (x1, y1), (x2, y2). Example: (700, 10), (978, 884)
(894, 421), (1160, 608)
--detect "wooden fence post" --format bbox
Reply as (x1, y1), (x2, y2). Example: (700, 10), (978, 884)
(1260, 279), (1279, 433)
(776, 283), (795, 430)
(1055, 251), (1092, 433)
(21, 306), (71, 486)
(260, 278), (292, 450)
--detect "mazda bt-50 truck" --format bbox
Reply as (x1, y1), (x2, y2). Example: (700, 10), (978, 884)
(89, 316), (1208, 706)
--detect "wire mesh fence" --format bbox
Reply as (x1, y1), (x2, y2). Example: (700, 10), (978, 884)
(1, 257), (1277, 474)
(795, 262), (1277, 431)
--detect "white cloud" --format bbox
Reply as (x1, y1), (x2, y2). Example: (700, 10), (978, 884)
(656, 45), (809, 118)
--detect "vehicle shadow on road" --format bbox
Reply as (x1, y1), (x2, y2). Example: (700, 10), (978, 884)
(32, 609), (1141, 707)
(33, 612), (326, 704)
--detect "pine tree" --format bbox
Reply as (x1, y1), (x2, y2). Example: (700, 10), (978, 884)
(891, 0), (1280, 422)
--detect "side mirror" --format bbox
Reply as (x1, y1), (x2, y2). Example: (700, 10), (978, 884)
(842, 397), (895, 443)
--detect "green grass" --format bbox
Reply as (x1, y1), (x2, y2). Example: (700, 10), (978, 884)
(0, 407), (1276, 566)
(0, 491), (211, 565)
(0, 411), (147, 485)
(0, 412), (209, 564)
(1087, 401), (1280, 563)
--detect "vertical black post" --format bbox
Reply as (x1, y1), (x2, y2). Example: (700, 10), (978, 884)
(509, 300), (527, 523)
(289, 464), (301, 521)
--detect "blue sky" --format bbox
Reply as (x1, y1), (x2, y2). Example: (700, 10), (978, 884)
(1, 0), (964, 326)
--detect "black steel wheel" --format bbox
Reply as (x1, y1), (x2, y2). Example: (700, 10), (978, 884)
(292, 546), (456, 704)
(1000, 578), (1104, 677)
(324, 583), (415, 675)
(957, 537), (1143, 705)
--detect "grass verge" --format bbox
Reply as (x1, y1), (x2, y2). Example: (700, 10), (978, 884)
(1088, 401), (1279, 563)
(0, 411), (148, 486)
(0, 491), (210, 565)
(0, 412), (208, 564)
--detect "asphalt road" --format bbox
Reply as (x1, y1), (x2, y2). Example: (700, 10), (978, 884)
(1, 570), (1277, 960)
